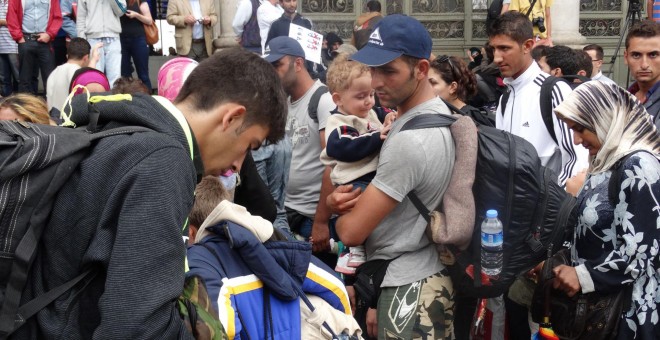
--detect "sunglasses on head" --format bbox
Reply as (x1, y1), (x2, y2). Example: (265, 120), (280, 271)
(436, 55), (457, 80)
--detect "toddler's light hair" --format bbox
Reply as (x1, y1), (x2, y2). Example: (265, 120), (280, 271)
(326, 53), (371, 94)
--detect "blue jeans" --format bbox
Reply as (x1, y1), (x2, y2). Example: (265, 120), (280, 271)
(348, 180), (369, 192)
(253, 138), (292, 233)
(0, 53), (19, 96)
(298, 216), (338, 241)
(120, 34), (152, 91)
(88, 37), (121, 88)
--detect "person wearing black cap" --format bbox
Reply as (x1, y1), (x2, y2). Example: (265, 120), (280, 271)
(327, 14), (456, 339)
(321, 32), (343, 67)
(262, 36), (338, 262)
(467, 46), (484, 70)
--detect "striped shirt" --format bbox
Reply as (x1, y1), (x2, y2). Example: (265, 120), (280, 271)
(654, 0), (660, 22)
(0, 0), (17, 54)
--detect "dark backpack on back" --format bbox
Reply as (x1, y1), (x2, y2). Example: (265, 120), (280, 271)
(403, 110), (577, 298)
(0, 119), (150, 338)
(486, 0), (504, 29)
(307, 85), (329, 124)
(240, 0), (261, 48)
(0, 96), (226, 339)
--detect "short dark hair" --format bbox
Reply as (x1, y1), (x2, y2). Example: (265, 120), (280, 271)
(574, 49), (593, 77)
(487, 11), (533, 44)
(112, 77), (151, 95)
(400, 55), (422, 72)
(531, 45), (551, 62)
(583, 44), (604, 61)
(626, 20), (660, 48)
(175, 48), (287, 144)
(546, 45), (581, 76)
(366, 0), (381, 12)
(430, 55), (477, 102)
(188, 176), (230, 228)
(67, 37), (91, 60)
(483, 42), (494, 63)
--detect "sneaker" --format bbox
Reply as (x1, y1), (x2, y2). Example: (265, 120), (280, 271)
(335, 252), (356, 275)
(347, 246), (366, 268)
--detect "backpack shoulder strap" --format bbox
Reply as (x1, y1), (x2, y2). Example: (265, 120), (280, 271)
(561, 75), (591, 84)
(308, 85), (329, 124)
(540, 75), (562, 145)
(11, 268), (96, 332)
(250, 0), (259, 15)
(499, 89), (511, 117)
(400, 98), (460, 132)
(400, 113), (456, 132)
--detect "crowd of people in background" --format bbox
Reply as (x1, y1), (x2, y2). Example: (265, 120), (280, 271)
(0, 0), (659, 339)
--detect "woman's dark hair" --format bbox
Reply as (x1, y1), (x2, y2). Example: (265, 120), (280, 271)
(430, 55), (478, 102)
(112, 77), (151, 95)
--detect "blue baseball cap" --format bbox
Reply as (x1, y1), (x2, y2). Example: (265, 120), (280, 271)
(351, 15), (432, 67)
(263, 36), (305, 63)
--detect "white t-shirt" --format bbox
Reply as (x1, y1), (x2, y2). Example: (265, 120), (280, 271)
(47, 63), (81, 112)
(284, 80), (334, 218)
(257, 1), (283, 53)
(370, 97), (455, 287)
(190, 0), (203, 39)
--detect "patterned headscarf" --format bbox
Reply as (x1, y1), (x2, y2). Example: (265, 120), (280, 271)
(554, 81), (660, 174)
(157, 57), (199, 102)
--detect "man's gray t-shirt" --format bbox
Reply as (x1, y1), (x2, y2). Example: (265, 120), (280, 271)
(284, 79), (335, 217)
(368, 97), (455, 287)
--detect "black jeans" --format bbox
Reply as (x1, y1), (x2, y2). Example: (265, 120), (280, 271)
(17, 40), (54, 94)
(53, 36), (68, 67)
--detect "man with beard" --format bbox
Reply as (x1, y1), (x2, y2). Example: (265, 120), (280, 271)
(264, 37), (338, 259)
(327, 15), (456, 339)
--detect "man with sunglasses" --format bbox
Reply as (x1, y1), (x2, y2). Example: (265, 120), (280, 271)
(327, 15), (456, 339)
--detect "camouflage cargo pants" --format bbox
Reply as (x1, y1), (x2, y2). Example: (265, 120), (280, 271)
(377, 270), (454, 340)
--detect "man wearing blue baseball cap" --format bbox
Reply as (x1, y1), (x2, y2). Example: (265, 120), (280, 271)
(262, 37), (339, 264)
(328, 14), (456, 339)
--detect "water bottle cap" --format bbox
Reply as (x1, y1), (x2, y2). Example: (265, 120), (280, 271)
(486, 209), (498, 218)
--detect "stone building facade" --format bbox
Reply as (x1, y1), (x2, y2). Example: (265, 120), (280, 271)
(213, 0), (640, 85)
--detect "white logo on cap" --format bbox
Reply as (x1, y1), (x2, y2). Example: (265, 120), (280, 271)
(369, 28), (383, 46)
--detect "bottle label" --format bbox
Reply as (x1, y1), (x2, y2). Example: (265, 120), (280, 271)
(481, 231), (503, 245)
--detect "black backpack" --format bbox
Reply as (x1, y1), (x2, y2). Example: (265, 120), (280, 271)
(240, 0), (261, 48)
(486, 0), (504, 29)
(403, 110), (577, 298)
(0, 119), (150, 338)
(0, 95), (226, 338)
(307, 85), (329, 124)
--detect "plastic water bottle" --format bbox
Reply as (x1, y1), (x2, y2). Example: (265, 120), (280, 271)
(481, 209), (504, 277)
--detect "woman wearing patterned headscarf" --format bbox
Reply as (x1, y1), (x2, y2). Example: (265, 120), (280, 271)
(551, 81), (660, 339)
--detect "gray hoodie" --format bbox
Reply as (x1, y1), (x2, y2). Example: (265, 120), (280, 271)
(77, 0), (126, 39)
